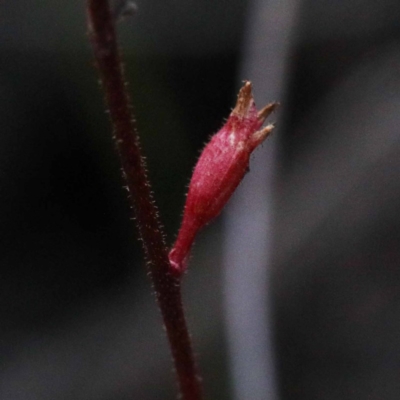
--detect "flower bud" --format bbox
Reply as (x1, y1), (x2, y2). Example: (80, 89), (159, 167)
(169, 81), (277, 276)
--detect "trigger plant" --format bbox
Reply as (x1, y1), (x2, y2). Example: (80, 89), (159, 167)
(86, 1), (277, 398)
(169, 82), (277, 276)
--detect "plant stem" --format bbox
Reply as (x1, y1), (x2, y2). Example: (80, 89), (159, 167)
(86, 1), (203, 398)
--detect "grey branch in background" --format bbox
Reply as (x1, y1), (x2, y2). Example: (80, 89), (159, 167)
(222, 1), (301, 399)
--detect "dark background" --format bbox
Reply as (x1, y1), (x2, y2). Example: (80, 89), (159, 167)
(0, 1), (400, 399)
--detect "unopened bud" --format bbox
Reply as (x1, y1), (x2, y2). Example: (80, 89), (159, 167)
(169, 81), (278, 276)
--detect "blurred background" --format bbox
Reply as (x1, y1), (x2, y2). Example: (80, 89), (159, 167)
(0, 0), (400, 399)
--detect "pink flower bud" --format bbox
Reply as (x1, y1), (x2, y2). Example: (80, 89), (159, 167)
(169, 81), (277, 276)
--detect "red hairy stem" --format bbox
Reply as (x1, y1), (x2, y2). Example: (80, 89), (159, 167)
(86, 1), (203, 399)
(169, 82), (277, 275)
